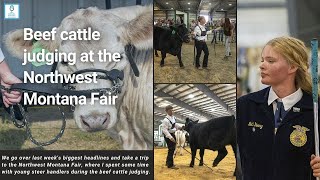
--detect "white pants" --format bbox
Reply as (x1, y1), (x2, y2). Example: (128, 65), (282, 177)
(225, 36), (231, 56)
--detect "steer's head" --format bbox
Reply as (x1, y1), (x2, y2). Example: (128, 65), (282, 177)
(4, 6), (152, 132)
(172, 24), (190, 43)
(184, 118), (199, 133)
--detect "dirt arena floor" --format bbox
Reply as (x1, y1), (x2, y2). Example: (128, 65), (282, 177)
(154, 146), (236, 180)
(154, 40), (236, 83)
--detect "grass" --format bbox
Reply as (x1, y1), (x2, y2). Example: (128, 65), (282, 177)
(0, 107), (120, 150)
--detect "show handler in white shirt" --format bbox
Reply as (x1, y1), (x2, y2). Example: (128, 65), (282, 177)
(161, 105), (182, 169)
(193, 16), (213, 69)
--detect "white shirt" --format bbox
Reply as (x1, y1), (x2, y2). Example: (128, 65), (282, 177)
(267, 87), (303, 113)
(194, 24), (212, 41)
(0, 48), (4, 63)
(161, 115), (181, 139)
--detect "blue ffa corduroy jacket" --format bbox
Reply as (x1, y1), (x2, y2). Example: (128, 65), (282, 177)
(237, 87), (318, 180)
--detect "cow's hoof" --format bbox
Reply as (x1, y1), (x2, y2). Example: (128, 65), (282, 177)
(189, 164), (194, 168)
(160, 64), (164, 67)
(233, 171), (236, 176)
(212, 162), (218, 167)
(155, 55), (159, 57)
(199, 162), (203, 166)
(180, 66), (185, 69)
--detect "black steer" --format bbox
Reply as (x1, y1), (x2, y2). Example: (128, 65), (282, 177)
(154, 24), (190, 68)
(184, 116), (237, 176)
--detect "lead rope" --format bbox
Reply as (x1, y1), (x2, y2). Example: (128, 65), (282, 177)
(180, 146), (215, 172)
(9, 103), (66, 146)
(1, 82), (67, 146)
(213, 33), (216, 57)
(1, 67), (123, 146)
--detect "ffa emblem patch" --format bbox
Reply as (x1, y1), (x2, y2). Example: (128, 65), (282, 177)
(290, 125), (310, 147)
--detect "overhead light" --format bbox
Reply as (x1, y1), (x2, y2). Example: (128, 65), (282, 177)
(188, 2), (190, 4)
(229, 3), (232, 6)
(188, 94), (194, 98)
(171, 7), (173, 9)
(221, 8), (224, 10)
(188, 8), (190, 10)
(209, 3), (211, 5)
(166, 2), (168, 4)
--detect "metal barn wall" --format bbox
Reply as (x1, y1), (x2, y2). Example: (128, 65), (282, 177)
(167, 10), (175, 21)
(154, 10), (167, 22)
(0, 0), (152, 78)
(287, 0), (320, 46)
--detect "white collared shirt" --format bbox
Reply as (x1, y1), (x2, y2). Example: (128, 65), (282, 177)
(161, 115), (181, 139)
(194, 24), (212, 41)
(267, 87), (303, 113)
(0, 48), (4, 63)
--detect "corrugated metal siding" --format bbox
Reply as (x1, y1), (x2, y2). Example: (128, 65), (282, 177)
(0, 0), (152, 78)
(154, 10), (167, 22)
(167, 10), (175, 21)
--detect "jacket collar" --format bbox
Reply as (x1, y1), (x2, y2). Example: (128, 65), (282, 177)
(248, 86), (313, 110)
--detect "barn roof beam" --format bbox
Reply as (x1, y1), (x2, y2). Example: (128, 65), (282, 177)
(174, 86), (197, 99)
(175, 0), (183, 10)
(154, 1), (167, 10)
(163, 84), (184, 94)
(154, 104), (187, 122)
(197, 0), (203, 14)
(154, 90), (213, 120)
(194, 84), (235, 115)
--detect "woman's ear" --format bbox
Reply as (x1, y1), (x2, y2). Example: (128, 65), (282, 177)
(289, 64), (298, 74)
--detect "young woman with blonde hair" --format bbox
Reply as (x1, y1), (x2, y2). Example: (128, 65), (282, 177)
(237, 36), (320, 179)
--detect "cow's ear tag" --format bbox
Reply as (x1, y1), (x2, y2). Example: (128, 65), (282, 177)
(172, 30), (176, 34)
(30, 41), (50, 67)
